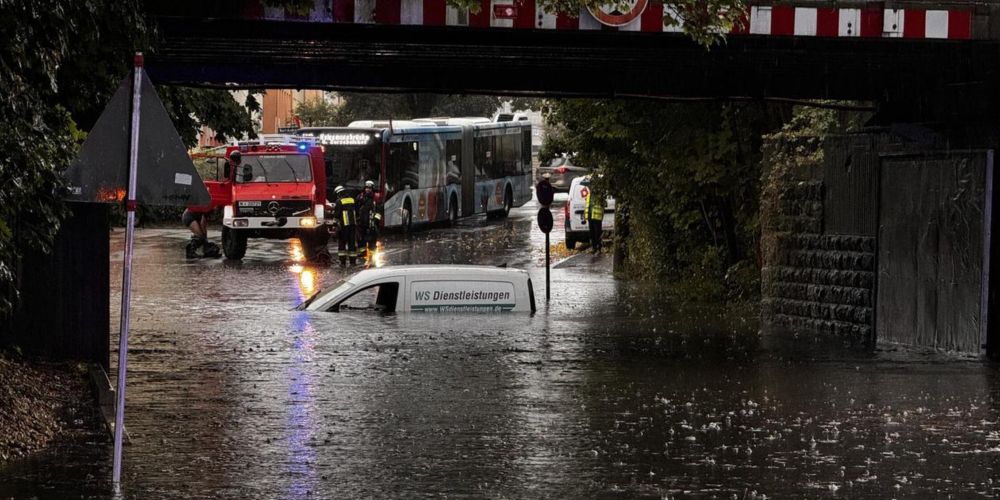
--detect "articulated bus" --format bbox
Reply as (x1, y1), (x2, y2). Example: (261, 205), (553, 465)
(296, 116), (532, 230)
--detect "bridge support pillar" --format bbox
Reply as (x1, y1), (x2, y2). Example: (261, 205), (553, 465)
(763, 123), (1000, 357)
(6, 202), (110, 370)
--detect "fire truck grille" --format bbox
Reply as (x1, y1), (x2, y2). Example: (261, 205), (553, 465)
(236, 200), (312, 217)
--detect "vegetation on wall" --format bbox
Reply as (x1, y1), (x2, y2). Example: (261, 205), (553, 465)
(542, 99), (789, 301)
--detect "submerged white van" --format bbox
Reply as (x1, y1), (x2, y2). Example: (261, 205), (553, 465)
(297, 265), (536, 314)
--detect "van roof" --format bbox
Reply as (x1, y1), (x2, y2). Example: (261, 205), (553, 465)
(348, 265), (528, 283)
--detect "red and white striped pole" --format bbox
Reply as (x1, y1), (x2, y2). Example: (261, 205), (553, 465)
(112, 52), (143, 491)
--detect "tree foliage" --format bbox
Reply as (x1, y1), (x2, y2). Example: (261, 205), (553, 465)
(295, 96), (340, 127)
(158, 88), (260, 147)
(0, 0), (146, 315)
(0, 1), (258, 318)
(542, 99), (788, 299)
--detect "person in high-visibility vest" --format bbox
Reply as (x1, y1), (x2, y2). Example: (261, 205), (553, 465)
(584, 187), (606, 254)
(332, 185), (358, 267)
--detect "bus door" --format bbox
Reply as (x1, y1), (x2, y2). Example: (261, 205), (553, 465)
(461, 126), (476, 217)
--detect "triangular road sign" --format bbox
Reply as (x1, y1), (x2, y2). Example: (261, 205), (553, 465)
(65, 71), (210, 207)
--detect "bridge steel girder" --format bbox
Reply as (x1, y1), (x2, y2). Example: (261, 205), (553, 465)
(149, 17), (1000, 118)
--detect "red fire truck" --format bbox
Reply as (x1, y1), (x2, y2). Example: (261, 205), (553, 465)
(203, 135), (331, 260)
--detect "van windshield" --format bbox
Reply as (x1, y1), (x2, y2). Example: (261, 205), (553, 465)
(296, 280), (353, 310)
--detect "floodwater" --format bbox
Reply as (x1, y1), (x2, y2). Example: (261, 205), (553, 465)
(2, 195), (1000, 499)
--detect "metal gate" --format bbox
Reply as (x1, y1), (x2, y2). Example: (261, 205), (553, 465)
(877, 154), (987, 352)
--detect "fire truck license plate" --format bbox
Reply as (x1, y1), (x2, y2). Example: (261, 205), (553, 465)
(239, 201), (262, 207)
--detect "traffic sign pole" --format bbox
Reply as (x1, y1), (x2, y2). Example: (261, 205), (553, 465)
(545, 231), (550, 301)
(112, 53), (143, 491)
(536, 179), (555, 303)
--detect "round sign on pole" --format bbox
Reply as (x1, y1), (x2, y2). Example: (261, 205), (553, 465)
(537, 207), (554, 234)
(536, 179), (555, 207)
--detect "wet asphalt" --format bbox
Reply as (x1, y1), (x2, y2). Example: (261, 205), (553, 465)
(2, 195), (1000, 499)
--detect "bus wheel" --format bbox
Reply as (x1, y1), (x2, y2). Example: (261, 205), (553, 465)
(501, 186), (513, 218)
(402, 199), (413, 233)
(449, 195), (459, 226)
(222, 227), (247, 260)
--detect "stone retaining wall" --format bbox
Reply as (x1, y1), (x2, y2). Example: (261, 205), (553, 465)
(761, 168), (876, 344)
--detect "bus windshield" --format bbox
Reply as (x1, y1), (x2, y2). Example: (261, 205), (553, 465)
(236, 155), (312, 183)
(326, 143), (381, 192)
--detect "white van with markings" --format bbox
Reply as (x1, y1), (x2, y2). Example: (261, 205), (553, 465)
(297, 265), (536, 314)
(564, 175), (615, 250)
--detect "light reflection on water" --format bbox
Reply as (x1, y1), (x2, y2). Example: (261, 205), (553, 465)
(287, 249), (318, 497)
(285, 313), (317, 499)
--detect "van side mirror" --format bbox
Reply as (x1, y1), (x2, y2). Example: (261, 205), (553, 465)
(324, 159), (333, 178)
(223, 161), (231, 180)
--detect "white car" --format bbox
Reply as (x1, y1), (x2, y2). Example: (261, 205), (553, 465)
(297, 265), (536, 313)
(564, 176), (615, 250)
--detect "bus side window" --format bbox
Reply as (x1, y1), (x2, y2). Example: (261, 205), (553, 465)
(522, 129), (532, 174)
(388, 141), (419, 190)
(485, 136), (500, 179)
(474, 136), (488, 181)
(446, 139), (462, 185)
(501, 133), (518, 177)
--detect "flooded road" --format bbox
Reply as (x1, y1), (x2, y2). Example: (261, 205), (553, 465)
(3, 195), (1000, 498)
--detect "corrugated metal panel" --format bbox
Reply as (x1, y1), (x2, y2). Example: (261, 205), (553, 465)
(877, 154), (986, 352)
(824, 135), (879, 236)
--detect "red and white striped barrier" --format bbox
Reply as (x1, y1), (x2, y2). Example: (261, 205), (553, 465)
(244, 0), (973, 40)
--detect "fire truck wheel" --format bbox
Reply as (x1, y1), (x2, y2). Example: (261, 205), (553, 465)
(222, 227), (247, 260)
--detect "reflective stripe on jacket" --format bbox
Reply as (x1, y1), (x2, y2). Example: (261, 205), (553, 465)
(585, 192), (604, 221)
(335, 197), (357, 227)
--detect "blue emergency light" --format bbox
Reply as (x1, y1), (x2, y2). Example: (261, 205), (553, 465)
(297, 142), (308, 151)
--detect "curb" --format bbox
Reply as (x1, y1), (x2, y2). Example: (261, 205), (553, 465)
(89, 365), (130, 444)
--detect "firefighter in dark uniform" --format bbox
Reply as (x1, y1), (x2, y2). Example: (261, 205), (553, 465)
(332, 185), (358, 267)
(356, 180), (381, 260)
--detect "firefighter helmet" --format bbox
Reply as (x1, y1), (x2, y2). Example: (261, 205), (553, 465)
(365, 180), (375, 189)
(334, 185), (346, 195)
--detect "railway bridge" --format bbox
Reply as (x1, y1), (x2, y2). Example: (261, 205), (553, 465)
(148, 0), (1000, 120)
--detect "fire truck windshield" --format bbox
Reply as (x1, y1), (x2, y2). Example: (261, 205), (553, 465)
(236, 155), (312, 183)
